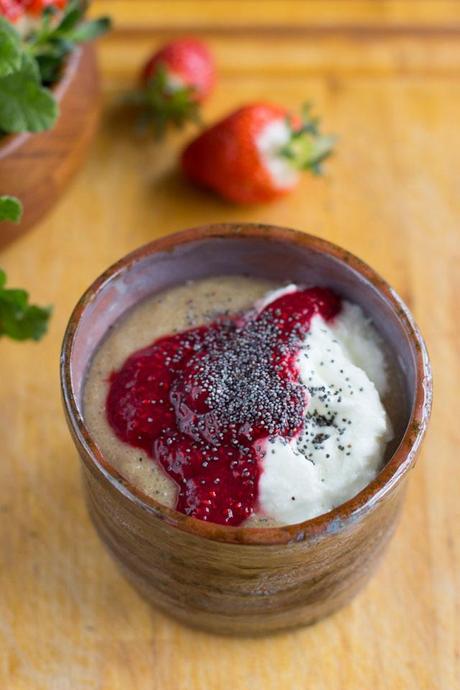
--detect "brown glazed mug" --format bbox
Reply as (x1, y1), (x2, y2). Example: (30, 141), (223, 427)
(60, 224), (432, 636)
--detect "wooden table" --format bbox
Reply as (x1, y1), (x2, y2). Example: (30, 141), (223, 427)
(1, 2), (458, 688)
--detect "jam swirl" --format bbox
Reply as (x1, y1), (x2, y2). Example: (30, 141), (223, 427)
(106, 287), (341, 525)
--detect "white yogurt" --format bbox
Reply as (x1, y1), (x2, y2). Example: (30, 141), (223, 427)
(258, 290), (393, 524)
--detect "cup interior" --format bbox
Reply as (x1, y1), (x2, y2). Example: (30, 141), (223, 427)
(69, 233), (414, 422)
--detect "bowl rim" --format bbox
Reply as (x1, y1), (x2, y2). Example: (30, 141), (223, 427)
(0, 45), (83, 159)
(61, 223), (432, 546)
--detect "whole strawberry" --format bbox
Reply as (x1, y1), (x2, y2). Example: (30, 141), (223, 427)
(138, 37), (215, 137)
(181, 102), (335, 204)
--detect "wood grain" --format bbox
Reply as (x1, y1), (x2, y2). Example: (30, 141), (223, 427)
(90, 1), (460, 32)
(0, 1), (458, 688)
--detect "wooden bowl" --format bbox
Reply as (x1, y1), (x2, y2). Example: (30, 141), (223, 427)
(0, 45), (100, 248)
(61, 224), (432, 636)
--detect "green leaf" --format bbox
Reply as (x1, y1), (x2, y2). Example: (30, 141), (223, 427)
(18, 51), (40, 81)
(0, 18), (22, 78)
(55, 6), (83, 34)
(280, 104), (336, 173)
(0, 196), (23, 223)
(34, 53), (66, 86)
(0, 270), (51, 341)
(0, 54), (58, 133)
(69, 17), (111, 43)
(140, 65), (201, 138)
(27, 1), (111, 85)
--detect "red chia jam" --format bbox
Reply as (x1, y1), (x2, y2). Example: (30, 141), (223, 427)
(106, 287), (341, 526)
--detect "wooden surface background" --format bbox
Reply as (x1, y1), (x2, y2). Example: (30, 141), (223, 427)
(1, 2), (459, 688)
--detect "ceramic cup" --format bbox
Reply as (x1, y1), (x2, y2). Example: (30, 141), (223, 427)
(61, 224), (432, 636)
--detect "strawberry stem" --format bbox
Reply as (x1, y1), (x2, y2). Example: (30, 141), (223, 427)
(139, 64), (201, 138)
(281, 104), (336, 174)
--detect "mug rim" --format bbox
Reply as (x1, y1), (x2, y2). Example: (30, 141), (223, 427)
(60, 223), (432, 546)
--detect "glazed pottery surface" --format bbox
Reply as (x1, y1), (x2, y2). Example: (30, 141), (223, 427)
(61, 224), (432, 635)
(0, 45), (100, 248)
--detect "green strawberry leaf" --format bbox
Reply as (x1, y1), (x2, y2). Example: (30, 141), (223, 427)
(0, 54), (58, 132)
(34, 53), (66, 85)
(18, 50), (40, 80)
(0, 269), (51, 341)
(28, 1), (111, 85)
(138, 65), (201, 138)
(0, 196), (23, 223)
(0, 18), (22, 78)
(55, 5), (83, 33)
(280, 103), (336, 174)
(0, 1), (109, 132)
(69, 17), (111, 42)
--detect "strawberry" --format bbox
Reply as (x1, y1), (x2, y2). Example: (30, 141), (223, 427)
(0, 0), (65, 19)
(181, 102), (335, 204)
(0, 0), (25, 20)
(142, 37), (215, 101)
(138, 37), (215, 136)
(23, 0), (66, 14)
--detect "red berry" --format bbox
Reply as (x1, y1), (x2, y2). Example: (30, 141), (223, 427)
(182, 102), (335, 204)
(181, 103), (296, 204)
(24, 0), (66, 14)
(141, 37), (215, 103)
(0, 0), (66, 18)
(0, 0), (25, 20)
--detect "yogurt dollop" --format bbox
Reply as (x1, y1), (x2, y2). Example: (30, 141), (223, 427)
(259, 292), (393, 524)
